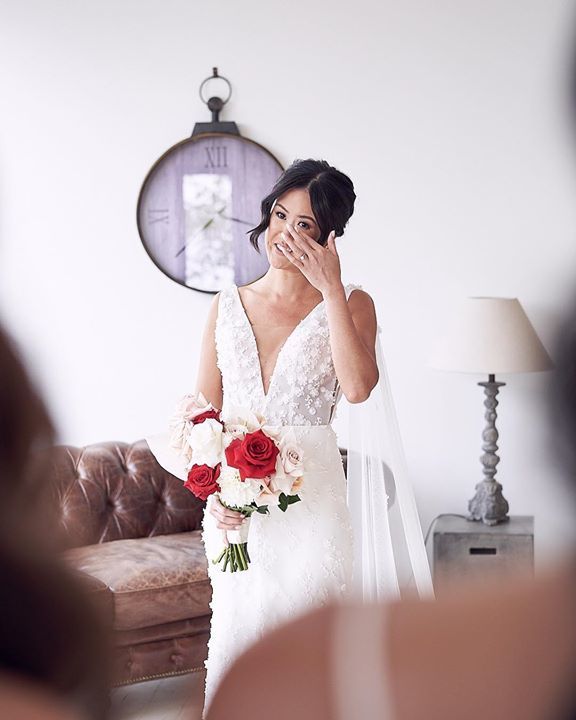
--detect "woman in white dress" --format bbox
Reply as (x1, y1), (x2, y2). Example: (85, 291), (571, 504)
(195, 159), (379, 714)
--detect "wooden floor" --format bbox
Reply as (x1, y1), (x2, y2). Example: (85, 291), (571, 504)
(110, 671), (206, 720)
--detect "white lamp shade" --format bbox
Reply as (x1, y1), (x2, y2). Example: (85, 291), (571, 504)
(429, 297), (554, 374)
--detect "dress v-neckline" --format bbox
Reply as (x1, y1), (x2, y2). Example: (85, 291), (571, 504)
(233, 285), (325, 401)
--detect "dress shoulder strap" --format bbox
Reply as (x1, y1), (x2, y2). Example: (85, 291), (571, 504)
(344, 282), (363, 300)
(215, 284), (237, 327)
(330, 602), (394, 720)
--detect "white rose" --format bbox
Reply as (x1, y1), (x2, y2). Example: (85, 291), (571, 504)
(169, 418), (193, 461)
(221, 405), (265, 436)
(268, 466), (294, 496)
(280, 443), (304, 478)
(178, 391), (212, 420)
(267, 429), (304, 496)
(188, 418), (223, 467)
(278, 429), (304, 477)
(169, 391), (214, 456)
(217, 465), (263, 508)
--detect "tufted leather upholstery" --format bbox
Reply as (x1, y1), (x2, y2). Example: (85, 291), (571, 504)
(46, 439), (210, 685)
(47, 440), (205, 549)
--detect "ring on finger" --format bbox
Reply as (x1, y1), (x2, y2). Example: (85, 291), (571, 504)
(299, 253), (307, 261)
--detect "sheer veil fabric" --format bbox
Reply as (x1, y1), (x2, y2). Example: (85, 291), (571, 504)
(347, 323), (434, 601)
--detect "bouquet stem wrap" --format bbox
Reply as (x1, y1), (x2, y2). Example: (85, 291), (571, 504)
(213, 514), (252, 572)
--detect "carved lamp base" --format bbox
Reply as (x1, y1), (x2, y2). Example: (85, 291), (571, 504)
(468, 479), (509, 525)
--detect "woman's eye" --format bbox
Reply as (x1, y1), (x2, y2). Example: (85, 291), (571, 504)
(275, 211), (286, 220)
(298, 221), (310, 230)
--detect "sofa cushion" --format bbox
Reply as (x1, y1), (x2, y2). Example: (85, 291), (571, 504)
(64, 531), (212, 631)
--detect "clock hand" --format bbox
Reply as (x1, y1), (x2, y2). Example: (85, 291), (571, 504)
(174, 205), (226, 257)
(174, 216), (216, 258)
(220, 215), (253, 226)
(174, 206), (235, 258)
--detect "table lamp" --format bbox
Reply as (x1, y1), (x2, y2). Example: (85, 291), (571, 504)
(429, 297), (553, 525)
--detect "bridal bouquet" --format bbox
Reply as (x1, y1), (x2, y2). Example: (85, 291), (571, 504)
(169, 392), (304, 573)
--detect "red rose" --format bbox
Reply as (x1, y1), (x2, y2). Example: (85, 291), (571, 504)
(225, 429), (279, 481)
(184, 463), (221, 501)
(192, 408), (223, 426)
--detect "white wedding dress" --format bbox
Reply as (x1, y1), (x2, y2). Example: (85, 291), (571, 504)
(201, 282), (361, 715)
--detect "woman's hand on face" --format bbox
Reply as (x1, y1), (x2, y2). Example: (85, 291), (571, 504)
(278, 224), (342, 296)
(209, 495), (244, 531)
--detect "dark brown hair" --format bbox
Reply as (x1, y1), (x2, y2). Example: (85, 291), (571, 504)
(248, 158), (356, 252)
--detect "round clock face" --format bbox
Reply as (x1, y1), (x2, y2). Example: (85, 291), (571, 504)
(137, 133), (283, 293)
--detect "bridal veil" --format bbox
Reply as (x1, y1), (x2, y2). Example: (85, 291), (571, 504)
(347, 325), (434, 601)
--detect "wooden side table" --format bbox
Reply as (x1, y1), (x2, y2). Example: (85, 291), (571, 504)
(432, 515), (534, 592)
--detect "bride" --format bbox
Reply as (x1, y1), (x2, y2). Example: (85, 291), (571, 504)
(195, 158), (379, 713)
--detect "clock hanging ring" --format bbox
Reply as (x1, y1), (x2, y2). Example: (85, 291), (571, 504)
(137, 67), (284, 293)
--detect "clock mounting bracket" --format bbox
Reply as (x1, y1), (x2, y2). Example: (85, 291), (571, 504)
(193, 67), (239, 137)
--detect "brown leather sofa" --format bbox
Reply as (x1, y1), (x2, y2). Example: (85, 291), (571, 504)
(46, 439), (211, 686)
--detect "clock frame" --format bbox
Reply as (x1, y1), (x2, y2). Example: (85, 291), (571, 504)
(137, 130), (284, 293)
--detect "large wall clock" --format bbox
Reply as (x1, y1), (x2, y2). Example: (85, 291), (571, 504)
(137, 69), (283, 293)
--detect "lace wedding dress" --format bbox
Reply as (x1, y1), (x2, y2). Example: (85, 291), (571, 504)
(201, 282), (361, 715)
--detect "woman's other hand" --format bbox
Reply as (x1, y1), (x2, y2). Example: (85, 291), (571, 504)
(209, 495), (244, 531)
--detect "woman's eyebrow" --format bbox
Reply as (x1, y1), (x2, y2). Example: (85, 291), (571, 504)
(276, 202), (317, 224)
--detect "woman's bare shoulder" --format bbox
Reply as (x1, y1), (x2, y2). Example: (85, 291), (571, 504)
(347, 286), (374, 308)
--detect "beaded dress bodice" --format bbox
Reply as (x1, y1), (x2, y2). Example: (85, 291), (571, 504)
(215, 283), (359, 426)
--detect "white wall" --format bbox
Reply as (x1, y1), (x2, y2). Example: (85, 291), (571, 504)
(2, 0), (576, 563)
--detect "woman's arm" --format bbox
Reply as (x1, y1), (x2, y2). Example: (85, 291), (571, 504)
(279, 223), (379, 404)
(195, 293), (223, 410)
(195, 293), (244, 530)
(324, 286), (379, 403)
